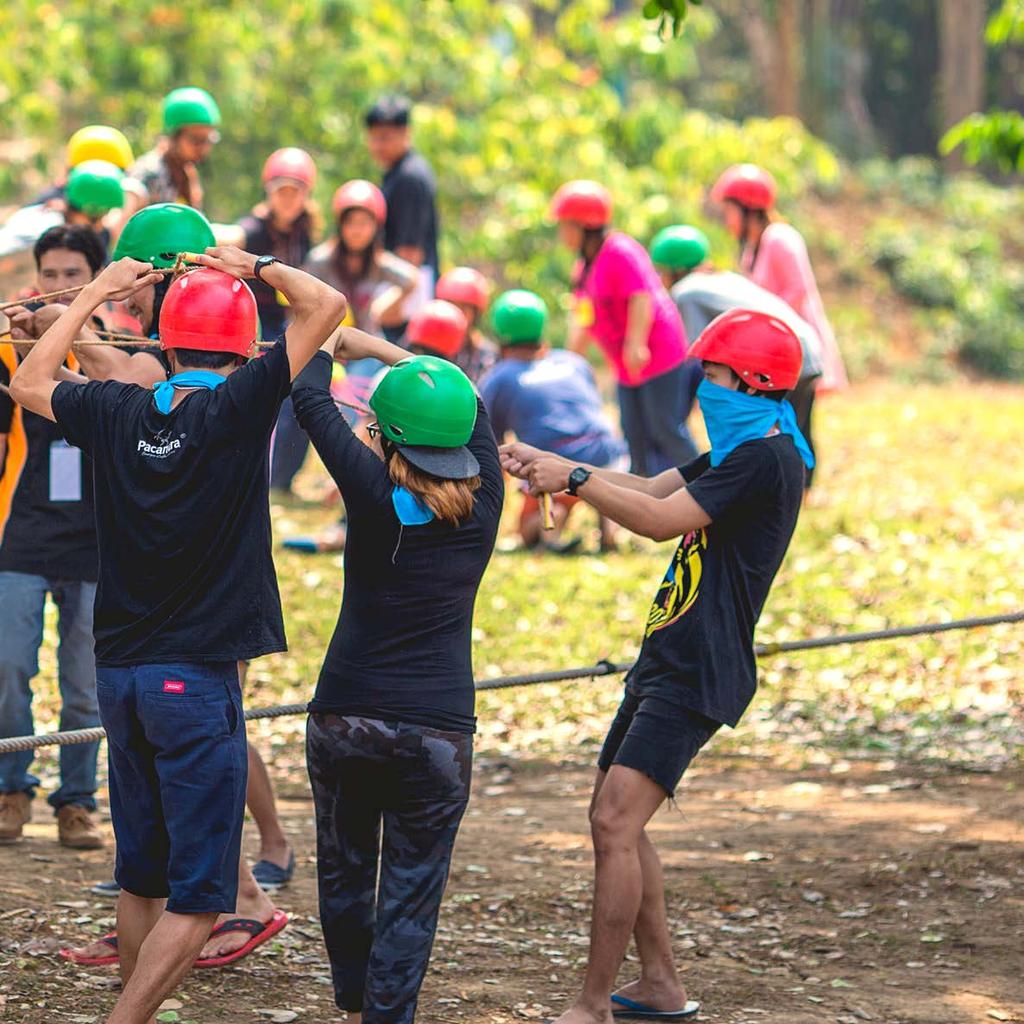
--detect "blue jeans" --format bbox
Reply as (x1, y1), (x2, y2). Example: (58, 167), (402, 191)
(617, 362), (700, 477)
(0, 572), (100, 811)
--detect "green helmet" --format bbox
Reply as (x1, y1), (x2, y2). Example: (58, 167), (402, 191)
(650, 225), (710, 272)
(370, 355), (478, 449)
(491, 289), (548, 345)
(112, 203), (216, 267)
(163, 87), (222, 132)
(66, 160), (124, 217)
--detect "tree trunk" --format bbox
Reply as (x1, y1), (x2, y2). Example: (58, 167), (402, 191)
(734, 0), (804, 118)
(938, 0), (987, 171)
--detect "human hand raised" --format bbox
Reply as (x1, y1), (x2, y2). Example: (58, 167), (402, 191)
(526, 456), (572, 497)
(499, 442), (550, 479)
(90, 258), (164, 302)
(187, 246), (259, 279)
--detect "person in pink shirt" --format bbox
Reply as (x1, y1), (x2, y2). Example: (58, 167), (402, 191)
(552, 180), (695, 476)
(712, 164), (848, 486)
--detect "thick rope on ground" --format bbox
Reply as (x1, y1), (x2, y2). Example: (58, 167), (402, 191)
(0, 611), (1020, 755)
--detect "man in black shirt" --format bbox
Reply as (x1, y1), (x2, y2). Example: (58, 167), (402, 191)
(0, 226), (108, 851)
(365, 94), (439, 330)
(10, 247), (344, 1023)
(501, 310), (813, 1024)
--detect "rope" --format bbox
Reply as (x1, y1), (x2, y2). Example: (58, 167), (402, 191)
(0, 266), (184, 313)
(0, 611), (1019, 755)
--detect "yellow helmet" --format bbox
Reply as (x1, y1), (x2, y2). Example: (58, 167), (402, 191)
(66, 125), (134, 170)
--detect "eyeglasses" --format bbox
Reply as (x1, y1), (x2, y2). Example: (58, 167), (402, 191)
(182, 130), (220, 147)
(366, 423), (381, 440)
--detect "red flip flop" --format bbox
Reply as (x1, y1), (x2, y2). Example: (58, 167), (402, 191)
(194, 909), (288, 968)
(59, 933), (118, 967)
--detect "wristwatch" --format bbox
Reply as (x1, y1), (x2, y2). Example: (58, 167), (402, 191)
(566, 466), (592, 496)
(253, 254), (279, 282)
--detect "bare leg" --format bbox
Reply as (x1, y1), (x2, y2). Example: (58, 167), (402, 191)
(611, 832), (689, 1010)
(551, 765), (668, 1024)
(116, 891), (164, 987)
(246, 744), (291, 867)
(108, 903), (217, 1024)
(198, 859), (276, 961)
(520, 503), (573, 550)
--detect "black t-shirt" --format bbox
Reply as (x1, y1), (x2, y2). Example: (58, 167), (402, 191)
(0, 349), (98, 581)
(382, 148), (439, 274)
(239, 213), (312, 340)
(628, 437), (805, 727)
(50, 342), (293, 666)
(292, 352), (503, 732)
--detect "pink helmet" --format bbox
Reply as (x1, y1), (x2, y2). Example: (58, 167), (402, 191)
(710, 164), (777, 211)
(262, 148), (316, 189)
(332, 179), (387, 223)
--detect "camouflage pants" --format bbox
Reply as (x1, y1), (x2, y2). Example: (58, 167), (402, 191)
(306, 713), (473, 1023)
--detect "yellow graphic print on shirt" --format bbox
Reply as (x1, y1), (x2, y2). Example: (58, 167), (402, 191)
(645, 529), (707, 637)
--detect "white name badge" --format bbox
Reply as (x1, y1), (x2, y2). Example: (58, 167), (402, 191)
(49, 440), (83, 502)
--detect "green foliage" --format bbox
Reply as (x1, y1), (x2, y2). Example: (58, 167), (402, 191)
(0, 0), (838, 340)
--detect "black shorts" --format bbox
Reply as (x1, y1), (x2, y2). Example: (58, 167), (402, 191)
(597, 684), (720, 796)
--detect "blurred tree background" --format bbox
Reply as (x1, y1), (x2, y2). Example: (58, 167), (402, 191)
(0, 0), (1021, 374)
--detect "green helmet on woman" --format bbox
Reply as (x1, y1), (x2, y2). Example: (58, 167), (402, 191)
(369, 355), (480, 479)
(650, 225), (710, 272)
(163, 87), (221, 132)
(112, 203), (216, 268)
(491, 289), (548, 345)
(66, 160), (125, 217)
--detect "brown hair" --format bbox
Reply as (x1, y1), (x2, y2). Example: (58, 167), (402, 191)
(388, 452), (480, 527)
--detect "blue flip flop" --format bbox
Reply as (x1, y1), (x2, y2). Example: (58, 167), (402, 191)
(252, 851), (296, 892)
(611, 995), (701, 1020)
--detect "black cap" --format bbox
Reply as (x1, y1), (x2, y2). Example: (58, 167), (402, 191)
(400, 444), (480, 481)
(364, 94), (412, 128)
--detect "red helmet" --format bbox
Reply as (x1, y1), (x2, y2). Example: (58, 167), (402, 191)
(406, 300), (468, 358)
(436, 267), (490, 311)
(549, 180), (612, 228)
(262, 147), (316, 189)
(689, 309), (802, 391)
(159, 268), (258, 357)
(710, 164), (777, 211)
(332, 179), (387, 223)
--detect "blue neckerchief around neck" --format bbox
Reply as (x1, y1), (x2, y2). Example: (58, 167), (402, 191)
(697, 379), (814, 469)
(152, 371), (227, 415)
(391, 485), (435, 526)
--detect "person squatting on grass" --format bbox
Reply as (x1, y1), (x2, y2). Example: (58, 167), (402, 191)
(10, 247), (344, 1024)
(501, 309), (813, 1024)
(290, 325), (503, 1023)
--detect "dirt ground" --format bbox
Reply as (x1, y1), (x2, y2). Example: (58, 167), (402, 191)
(1, 751), (1021, 1024)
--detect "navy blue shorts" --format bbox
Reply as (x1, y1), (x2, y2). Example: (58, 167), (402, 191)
(96, 662), (247, 913)
(597, 684), (720, 797)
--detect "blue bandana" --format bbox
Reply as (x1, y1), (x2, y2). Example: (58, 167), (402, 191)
(391, 485), (435, 526)
(152, 371), (227, 415)
(697, 379), (814, 469)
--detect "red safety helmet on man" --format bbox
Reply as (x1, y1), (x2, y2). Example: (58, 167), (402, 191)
(436, 267), (490, 311)
(332, 179), (387, 223)
(159, 268), (258, 357)
(549, 180), (613, 229)
(689, 309), (802, 391)
(406, 300), (468, 359)
(710, 164), (777, 211)
(262, 148), (317, 189)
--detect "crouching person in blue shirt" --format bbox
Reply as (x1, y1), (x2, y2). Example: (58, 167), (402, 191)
(500, 310), (813, 1024)
(10, 248), (345, 1023)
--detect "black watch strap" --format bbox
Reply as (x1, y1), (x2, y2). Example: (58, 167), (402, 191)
(253, 255), (279, 282)
(566, 467), (591, 496)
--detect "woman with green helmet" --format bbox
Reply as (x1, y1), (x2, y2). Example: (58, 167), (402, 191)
(121, 86), (222, 221)
(290, 324), (502, 1024)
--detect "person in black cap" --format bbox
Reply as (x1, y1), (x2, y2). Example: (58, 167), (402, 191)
(364, 94), (439, 335)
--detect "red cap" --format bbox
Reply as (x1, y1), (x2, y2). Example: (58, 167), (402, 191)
(710, 164), (777, 210)
(406, 300), (468, 358)
(436, 267), (490, 311)
(332, 179), (387, 223)
(549, 180), (612, 228)
(689, 308), (802, 391)
(262, 147), (316, 189)
(159, 268), (257, 357)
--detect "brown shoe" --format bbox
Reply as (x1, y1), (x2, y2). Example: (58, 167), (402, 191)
(57, 804), (105, 850)
(0, 792), (32, 843)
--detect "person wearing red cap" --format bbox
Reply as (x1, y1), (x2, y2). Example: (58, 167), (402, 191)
(9, 249), (345, 1023)
(404, 299), (469, 363)
(551, 180), (695, 478)
(236, 148), (321, 495)
(500, 309), (812, 1024)
(435, 266), (499, 382)
(711, 164), (847, 484)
